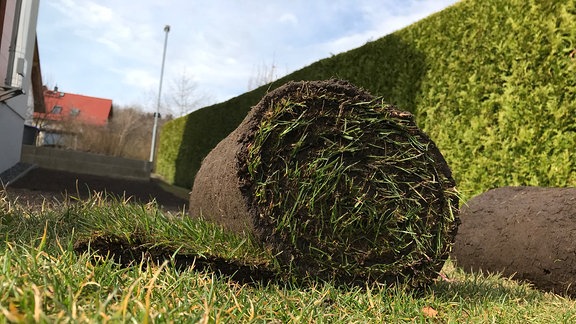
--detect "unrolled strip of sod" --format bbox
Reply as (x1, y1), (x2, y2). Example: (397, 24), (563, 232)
(190, 79), (459, 287)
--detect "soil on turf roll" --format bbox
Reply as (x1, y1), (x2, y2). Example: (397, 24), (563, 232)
(190, 79), (459, 287)
(452, 186), (576, 296)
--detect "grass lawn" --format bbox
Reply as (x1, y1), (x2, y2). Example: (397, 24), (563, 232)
(0, 191), (574, 323)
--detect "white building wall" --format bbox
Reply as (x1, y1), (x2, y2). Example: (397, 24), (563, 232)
(0, 0), (40, 174)
(0, 101), (27, 173)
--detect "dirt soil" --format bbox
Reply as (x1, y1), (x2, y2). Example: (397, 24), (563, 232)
(452, 186), (576, 297)
(5, 167), (188, 213)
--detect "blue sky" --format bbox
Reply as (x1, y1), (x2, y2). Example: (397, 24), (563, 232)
(37, 0), (460, 113)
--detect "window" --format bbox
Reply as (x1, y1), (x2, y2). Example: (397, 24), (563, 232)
(51, 105), (62, 114)
(70, 108), (80, 117)
(43, 132), (62, 146)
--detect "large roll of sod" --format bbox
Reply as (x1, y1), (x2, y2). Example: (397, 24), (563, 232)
(452, 186), (576, 296)
(190, 79), (459, 287)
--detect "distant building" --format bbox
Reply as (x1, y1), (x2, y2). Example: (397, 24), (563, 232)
(33, 88), (114, 147)
(38, 87), (114, 126)
(0, 0), (42, 175)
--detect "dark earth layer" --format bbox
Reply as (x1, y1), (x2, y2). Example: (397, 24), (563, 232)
(6, 167), (188, 213)
(452, 186), (576, 297)
(73, 234), (279, 285)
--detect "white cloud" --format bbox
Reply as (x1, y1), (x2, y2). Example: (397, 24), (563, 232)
(121, 69), (158, 89)
(54, 0), (111, 23)
(279, 13), (298, 25)
(84, 2), (113, 24)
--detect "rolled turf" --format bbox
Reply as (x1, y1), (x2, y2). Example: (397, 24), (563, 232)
(453, 186), (576, 297)
(190, 79), (459, 287)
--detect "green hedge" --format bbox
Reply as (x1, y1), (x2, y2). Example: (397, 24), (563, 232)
(155, 94), (261, 187)
(157, 0), (576, 198)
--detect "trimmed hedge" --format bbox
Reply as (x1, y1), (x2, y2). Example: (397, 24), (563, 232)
(157, 0), (576, 197)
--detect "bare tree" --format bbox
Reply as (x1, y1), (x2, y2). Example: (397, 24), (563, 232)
(79, 106), (165, 160)
(107, 107), (147, 157)
(32, 103), (171, 161)
(247, 57), (283, 91)
(168, 72), (212, 117)
(33, 105), (83, 148)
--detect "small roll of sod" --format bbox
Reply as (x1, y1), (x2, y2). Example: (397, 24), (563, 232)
(190, 79), (459, 287)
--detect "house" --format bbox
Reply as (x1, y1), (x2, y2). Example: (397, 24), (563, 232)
(33, 88), (113, 146)
(0, 0), (42, 176)
(38, 87), (113, 126)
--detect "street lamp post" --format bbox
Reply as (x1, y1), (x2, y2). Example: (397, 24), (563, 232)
(149, 25), (171, 165)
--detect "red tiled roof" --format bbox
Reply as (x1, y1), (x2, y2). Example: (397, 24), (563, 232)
(36, 88), (113, 126)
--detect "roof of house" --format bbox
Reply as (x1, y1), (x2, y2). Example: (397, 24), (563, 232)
(31, 37), (46, 113)
(37, 87), (113, 126)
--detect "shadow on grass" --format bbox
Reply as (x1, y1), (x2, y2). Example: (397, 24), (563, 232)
(73, 232), (434, 292)
(73, 233), (398, 290)
(73, 233), (280, 286)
